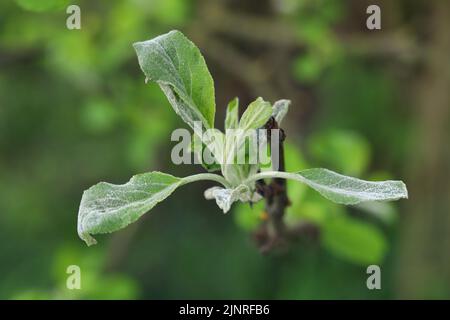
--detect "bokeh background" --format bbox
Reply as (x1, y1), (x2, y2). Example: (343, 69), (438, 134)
(1, 0), (449, 299)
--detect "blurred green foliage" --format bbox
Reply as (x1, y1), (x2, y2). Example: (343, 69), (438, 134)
(14, 0), (69, 13)
(1, 0), (185, 299)
(289, 0), (343, 83)
(12, 245), (139, 299)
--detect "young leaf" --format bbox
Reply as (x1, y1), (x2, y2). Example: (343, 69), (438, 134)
(293, 169), (408, 204)
(204, 184), (257, 213)
(78, 172), (182, 246)
(78, 172), (230, 246)
(272, 99), (290, 124)
(225, 97), (239, 129)
(204, 186), (239, 213)
(133, 30), (215, 131)
(239, 97), (272, 130)
(188, 133), (221, 172)
(248, 168), (408, 205)
(218, 97), (271, 185)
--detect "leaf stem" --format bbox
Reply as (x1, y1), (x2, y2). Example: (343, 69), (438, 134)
(244, 171), (294, 185)
(181, 173), (231, 188)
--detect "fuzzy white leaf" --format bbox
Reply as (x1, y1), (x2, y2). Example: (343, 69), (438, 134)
(134, 30), (215, 131)
(78, 172), (229, 246)
(204, 184), (255, 213)
(78, 172), (182, 246)
(249, 168), (408, 205)
(272, 99), (290, 124)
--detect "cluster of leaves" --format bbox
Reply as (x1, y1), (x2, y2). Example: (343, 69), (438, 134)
(77, 30), (407, 247)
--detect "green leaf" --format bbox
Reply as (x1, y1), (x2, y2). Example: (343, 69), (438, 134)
(219, 97), (271, 185)
(225, 97), (239, 129)
(291, 168), (408, 204)
(78, 172), (229, 245)
(322, 216), (387, 265)
(78, 172), (182, 246)
(188, 138), (221, 172)
(298, 168), (408, 205)
(296, 168), (408, 205)
(250, 168), (408, 205)
(239, 97), (272, 130)
(272, 99), (290, 124)
(133, 30), (215, 131)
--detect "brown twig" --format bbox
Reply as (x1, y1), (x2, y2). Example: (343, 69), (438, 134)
(253, 117), (319, 253)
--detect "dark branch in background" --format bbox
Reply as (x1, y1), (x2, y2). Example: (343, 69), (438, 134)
(254, 117), (319, 253)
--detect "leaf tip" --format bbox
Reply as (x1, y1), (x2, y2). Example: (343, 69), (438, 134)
(400, 181), (409, 199)
(132, 40), (144, 52)
(78, 218), (97, 246)
(78, 223), (97, 246)
(82, 233), (97, 246)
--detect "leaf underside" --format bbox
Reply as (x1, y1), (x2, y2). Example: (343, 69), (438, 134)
(272, 99), (290, 124)
(290, 168), (408, 205)
(78, 172), (182, 246)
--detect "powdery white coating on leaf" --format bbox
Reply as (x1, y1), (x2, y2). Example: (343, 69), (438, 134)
(272, 99), (290, 124)
(78, 172), (182, 246)
(133, 30), (216, 130)
(203, 186), (244, 213)
(288, 168), (408, 205)
(211, 188), (237, 213)
(204, 186), (223, 200)
(203, 184), (259, 213)
(218, 97), (272, 186)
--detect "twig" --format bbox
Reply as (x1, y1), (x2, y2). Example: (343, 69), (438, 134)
(253, 117), (320, 253)
(251, 117), (298, 252)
